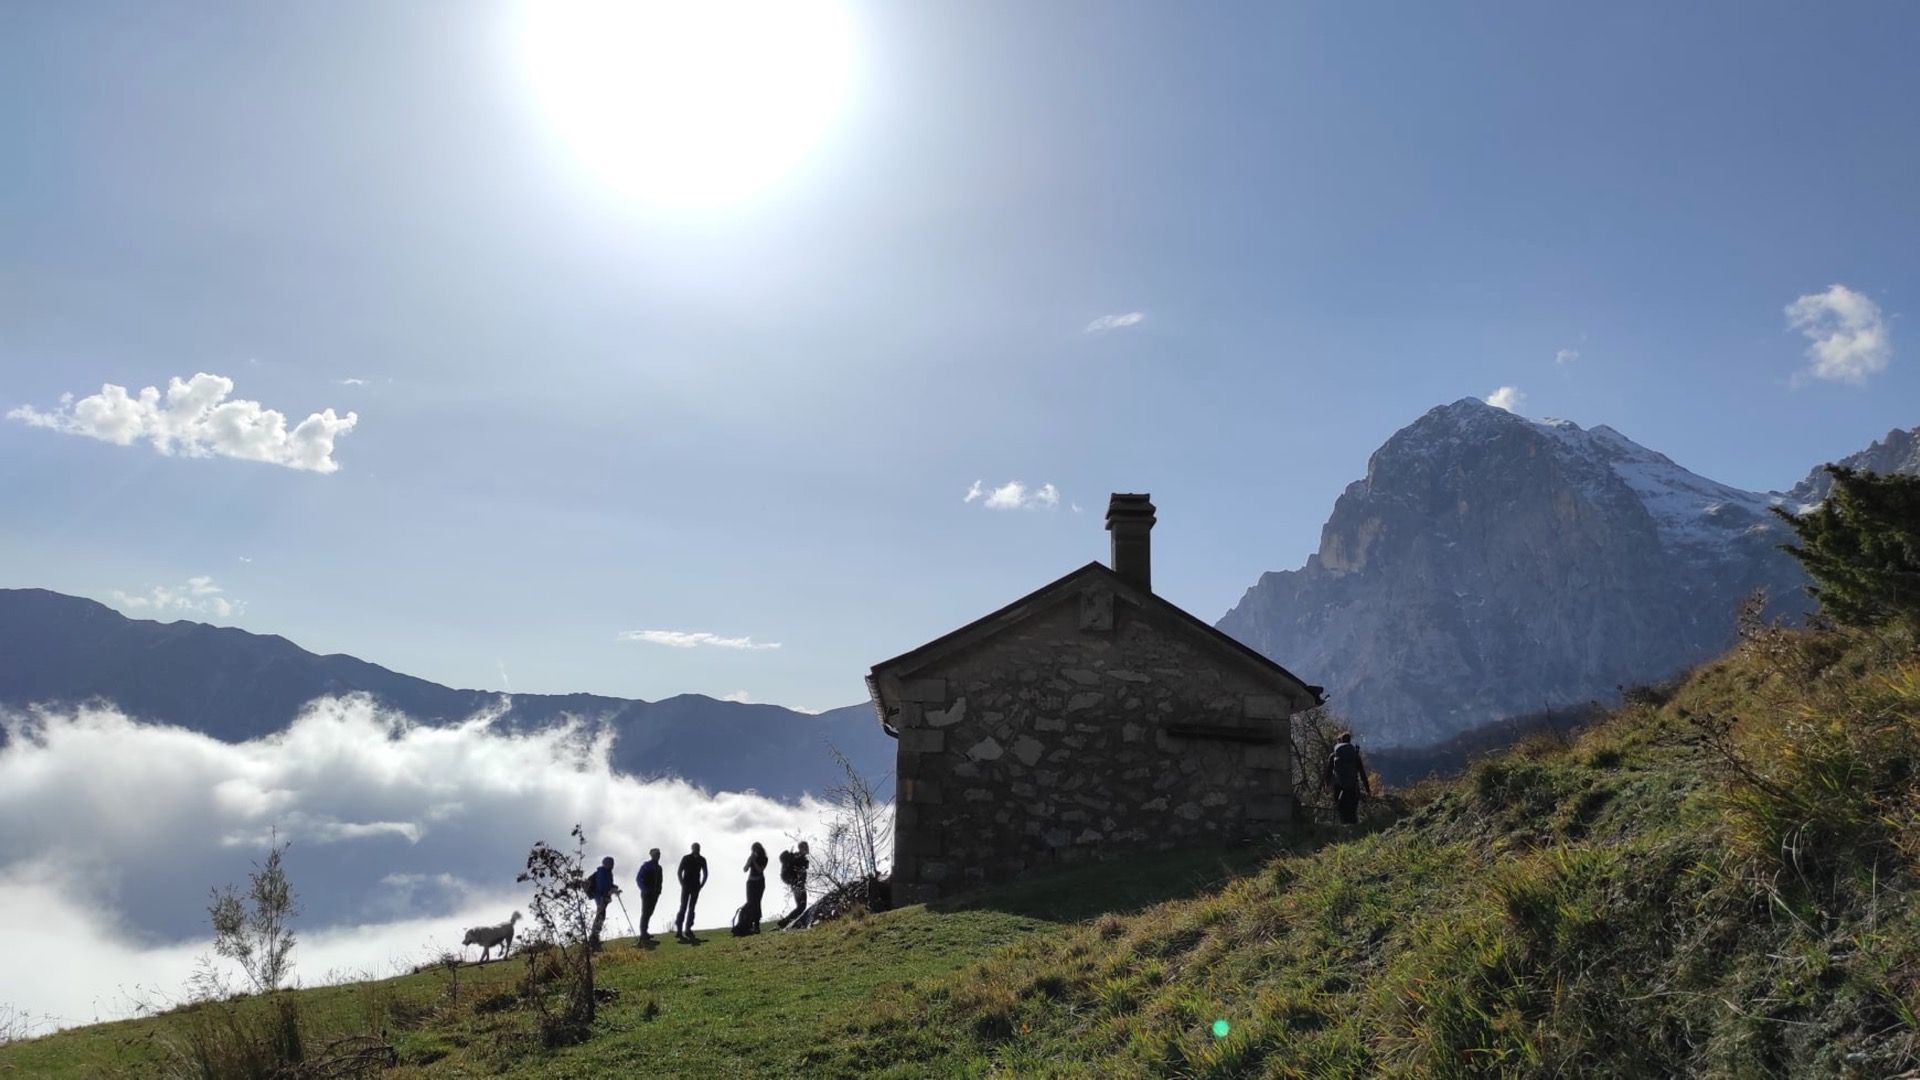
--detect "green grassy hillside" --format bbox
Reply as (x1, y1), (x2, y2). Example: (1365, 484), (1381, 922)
(6, 622), (1917, 1078)
(827, 622), (1920, 1078)
(0, 850), (1264, 1079)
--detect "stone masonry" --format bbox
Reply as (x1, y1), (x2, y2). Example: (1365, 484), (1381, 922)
(870, 494), (1321, 903)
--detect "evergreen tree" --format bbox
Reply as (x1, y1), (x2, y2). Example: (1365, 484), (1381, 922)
(1774, 465), (1920, 628)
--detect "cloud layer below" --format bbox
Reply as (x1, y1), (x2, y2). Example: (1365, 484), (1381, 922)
(8, 372), (358, 472)
(0, 698), (827, 1026)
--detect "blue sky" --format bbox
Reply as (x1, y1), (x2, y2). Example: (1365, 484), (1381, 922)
(3, 1), (1915, 712)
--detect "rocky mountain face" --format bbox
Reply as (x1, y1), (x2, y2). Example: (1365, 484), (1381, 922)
(1783, 425), (1920, 505)
(1218, 399), (1919, 747)
(0, 589), (887, 800)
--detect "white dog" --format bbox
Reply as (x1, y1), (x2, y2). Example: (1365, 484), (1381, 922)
(461, 911), (522, 961)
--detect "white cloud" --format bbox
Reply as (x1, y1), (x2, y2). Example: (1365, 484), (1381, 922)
(338, 377), (369, 387)
(721, 690), (752, 704)
(110, 576), (243, 620)
(7, 372), (358, 473)
(1486, 386), (1526, 413)
(1555, 348), (1579, 366)
(0, 698), (832, 1026)
(616, 629), (781, 650)
(966, 480), (1060, 511)
(1084, 312), (1145, 333)
(1785, 284), (1891, 385)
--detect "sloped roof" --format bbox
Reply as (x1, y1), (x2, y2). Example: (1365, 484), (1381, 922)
(866, 561), (1324, 734)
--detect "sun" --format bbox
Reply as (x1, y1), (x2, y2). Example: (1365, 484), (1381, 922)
(515, 0), (854, 207)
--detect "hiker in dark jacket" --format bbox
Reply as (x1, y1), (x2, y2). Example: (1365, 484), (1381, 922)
(585, 856), (619, 945)
(636, 849), (664, 942)
(777, 841), (810, 928)
(741, 842), (769, 934)
(1322, 731), (1372, 825)
(674, 842), (709, 942)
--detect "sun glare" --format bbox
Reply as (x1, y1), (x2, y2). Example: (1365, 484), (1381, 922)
(517, 0), (854, 207)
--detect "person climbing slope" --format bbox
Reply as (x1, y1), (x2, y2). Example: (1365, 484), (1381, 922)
(1322, 731), (1372, 826)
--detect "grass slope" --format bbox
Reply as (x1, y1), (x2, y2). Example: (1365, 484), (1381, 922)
(829, 623), (1920, 1077)
(0, 849), (1261, 1078)
(5, 623), (1917, 1078)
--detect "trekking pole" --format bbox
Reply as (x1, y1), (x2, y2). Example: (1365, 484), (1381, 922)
(615, 893), (636, 937)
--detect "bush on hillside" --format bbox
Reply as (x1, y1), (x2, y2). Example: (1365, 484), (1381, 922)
(516, 825), (598, 1047)
(208, 833), (299, 994)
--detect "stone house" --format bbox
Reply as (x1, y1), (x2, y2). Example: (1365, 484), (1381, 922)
(867, 493), (1323, 902)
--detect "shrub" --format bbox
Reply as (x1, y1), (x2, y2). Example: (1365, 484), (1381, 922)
(516, 825), (598, 1047)
(162, 995), (305, 1080)
(208, 835), (298, 994)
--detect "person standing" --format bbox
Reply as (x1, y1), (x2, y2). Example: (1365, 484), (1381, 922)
(636, 848), (664, 943)
(1322, 731), (1372, 826)
(584, 856), (618, 947)
(673, 842), (709, 942)
(778, 840), (810, 929)
(740, 842), (769, 934)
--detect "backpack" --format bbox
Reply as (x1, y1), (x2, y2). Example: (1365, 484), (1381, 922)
(731, 905), (759, 936)
(1328, 743), (1362, 789)
(778, 850), (798, 885)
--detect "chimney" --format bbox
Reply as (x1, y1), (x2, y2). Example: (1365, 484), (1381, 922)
(1105, 493), (1156, 592)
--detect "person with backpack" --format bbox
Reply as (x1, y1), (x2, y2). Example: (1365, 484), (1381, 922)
(735, 841), (769, 936)
(1322, 731), (1372, 825)
(636, 848), (664, 943)
(584, 855), (619, 947)
(777, 840), (810, 929)
(673, 842), (709, 943)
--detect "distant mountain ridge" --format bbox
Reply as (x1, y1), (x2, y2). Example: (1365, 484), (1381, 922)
(0, 588), (888, 801)
(1218, 400), (1920, 747)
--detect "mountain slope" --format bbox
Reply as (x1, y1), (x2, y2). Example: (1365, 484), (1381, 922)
(1218, 400), (1916, 746)
(0, 589), (888, 800)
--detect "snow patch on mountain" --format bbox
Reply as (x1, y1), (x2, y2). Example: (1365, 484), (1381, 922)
(1530, 417), (1784, 554)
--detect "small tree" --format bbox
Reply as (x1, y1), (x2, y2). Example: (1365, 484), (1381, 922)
(1776, 466), (1920, 628)
(208, 834), (298, 994)
(814, 742), (893, 896)
(516, 825), (596, 1044)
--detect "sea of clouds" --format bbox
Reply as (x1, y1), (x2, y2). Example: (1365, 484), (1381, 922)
(0, 696), (828, 1028)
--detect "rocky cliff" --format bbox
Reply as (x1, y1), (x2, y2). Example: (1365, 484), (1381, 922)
(1217, 399), (1917, 747)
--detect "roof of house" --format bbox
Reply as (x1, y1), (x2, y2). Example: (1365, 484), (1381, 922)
(865, 561), (1324, 734)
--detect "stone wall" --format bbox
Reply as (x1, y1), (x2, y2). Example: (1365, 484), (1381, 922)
(884, 585), (1298, 902)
